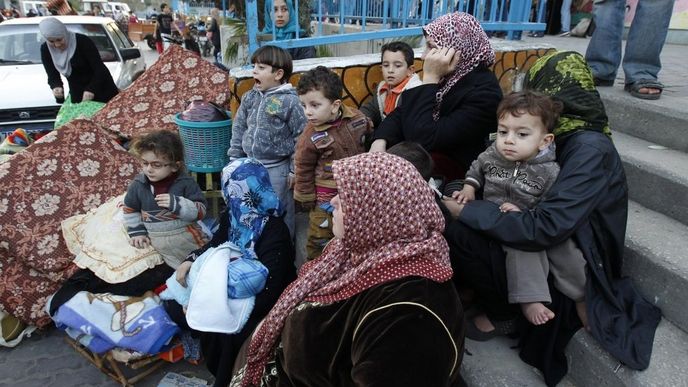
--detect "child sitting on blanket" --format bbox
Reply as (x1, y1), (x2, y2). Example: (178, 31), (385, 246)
(123, 130), (209, 269)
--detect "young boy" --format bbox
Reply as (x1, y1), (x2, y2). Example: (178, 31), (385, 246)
(455, 91), (588, 329)
(228, 45), (307, 237)
(294, 66), (373, 260)
(360, 41), (422, 128)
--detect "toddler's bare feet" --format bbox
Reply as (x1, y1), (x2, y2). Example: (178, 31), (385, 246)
(521, 302), (555, 325)
(576, 301), (590, 331)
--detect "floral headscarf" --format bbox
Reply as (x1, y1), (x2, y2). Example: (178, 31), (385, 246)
(221, 158), (283, 261)
(525, 51), (612, 137)
(423, 12), (495, 121)
(262, 0), (303, 40)
(240, 152), (453, 385)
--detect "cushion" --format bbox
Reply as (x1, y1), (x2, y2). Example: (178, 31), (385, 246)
(62, 194), (164, 284)
(0, 119), (139, 327)
(91, 44), (230, 137)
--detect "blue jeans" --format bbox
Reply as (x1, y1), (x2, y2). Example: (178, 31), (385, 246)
(585, 0), (673, 84)
(560, 0), (572, 32)
(266, 159), (295, 238)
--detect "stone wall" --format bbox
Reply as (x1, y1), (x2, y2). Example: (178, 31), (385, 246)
(227, 41), (556, 117)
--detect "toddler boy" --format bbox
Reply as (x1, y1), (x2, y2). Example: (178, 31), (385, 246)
(294, 66), (373, 260)
(228, 45), (307, 237)
(455, 91), (588, 330)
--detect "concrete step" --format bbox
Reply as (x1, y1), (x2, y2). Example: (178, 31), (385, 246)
(461, 336), (578, 387)
(599, 86), (688, 153)
(612, 131), (688, 225)
(566, 318), (688, 387)
(624, 200), (688, 333)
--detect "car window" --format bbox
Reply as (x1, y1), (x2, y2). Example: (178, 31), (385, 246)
(0, 25), (44, 64)
(106, 22), (133, 49)
(66, 23), (118, 62)
(0, 22), (118, 64)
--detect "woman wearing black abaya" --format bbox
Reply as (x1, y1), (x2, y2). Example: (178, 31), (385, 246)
(445, 51), (661, 386)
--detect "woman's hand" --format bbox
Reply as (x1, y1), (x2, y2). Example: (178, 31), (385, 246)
(129, 235), (151, 249)
(82, 91), (95, 101)
(52, 87), (64, 98)
(422, 47), (461, 84)
(176, 261), (193, 287)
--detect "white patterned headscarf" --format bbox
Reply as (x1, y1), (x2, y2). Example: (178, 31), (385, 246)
(39, 17), (77, 77)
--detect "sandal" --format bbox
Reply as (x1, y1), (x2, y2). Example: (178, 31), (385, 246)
(465, 314), (516, 342)
(624, 80), (664, 100)
(593, 77), (614, 87)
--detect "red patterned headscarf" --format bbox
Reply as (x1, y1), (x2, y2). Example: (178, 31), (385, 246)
(241, 152), (453, 385)
(423, 12), (495, 120)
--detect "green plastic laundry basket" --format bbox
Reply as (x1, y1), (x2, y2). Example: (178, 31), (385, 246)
(174, 113), (232, 173)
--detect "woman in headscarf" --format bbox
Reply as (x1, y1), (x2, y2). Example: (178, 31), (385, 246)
(262, 0), (315, 60)
(164, 158), (296, 387)
(231, 152), (465, 386)
(39, 17), (119, 104)
(445, 51), (660, 386)
(370, 12), (502, 181)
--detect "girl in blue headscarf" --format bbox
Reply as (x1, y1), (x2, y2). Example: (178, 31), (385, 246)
(164, 158), (296, 387)
(263, 0), (316, 60)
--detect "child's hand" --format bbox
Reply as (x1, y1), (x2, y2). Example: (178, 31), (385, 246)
(499, 202), (522, 212)
(453, 186), (475, 204)
(175, 261), (193, 287)
(129, 235), (151, 249)
(155, 194), (172, 209)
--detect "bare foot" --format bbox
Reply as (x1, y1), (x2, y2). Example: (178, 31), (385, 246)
(576, 301), (590, 331)
(473, 313), (496, 333)
(521, 302), (555, 325)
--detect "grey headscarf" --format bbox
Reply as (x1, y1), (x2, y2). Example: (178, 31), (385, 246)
(39, 17), (77, 77)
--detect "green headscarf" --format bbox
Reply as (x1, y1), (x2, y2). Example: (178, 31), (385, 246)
(526, 51), (611, 137)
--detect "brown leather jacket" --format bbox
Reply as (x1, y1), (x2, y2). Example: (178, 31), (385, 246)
(294, 105), (373, 203)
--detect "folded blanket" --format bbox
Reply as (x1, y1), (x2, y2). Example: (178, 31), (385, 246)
(160, 243), (263, 334)
(52, 291), (178, 354)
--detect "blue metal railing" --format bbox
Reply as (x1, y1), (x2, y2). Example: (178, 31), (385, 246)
(246, 0), (546, 54)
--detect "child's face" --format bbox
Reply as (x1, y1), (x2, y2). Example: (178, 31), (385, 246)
(381, 50), (414, 88)
(496, 112), (554, 162)
(139, 150), (179, 182)
(272, 0), (290, 28)
(252, 62), (284, 91)
(299, 89), (341, 126)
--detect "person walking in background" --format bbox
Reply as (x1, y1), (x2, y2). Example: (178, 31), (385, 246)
(263, 0), (316, 60)
(559, 0), (572, 36)
(156, 3), (174, 53)
(585, 0), (674, 100)
(208, 8), (222, 63)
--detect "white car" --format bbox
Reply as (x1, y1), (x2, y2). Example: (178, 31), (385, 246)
(0, 16), (146, 136)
